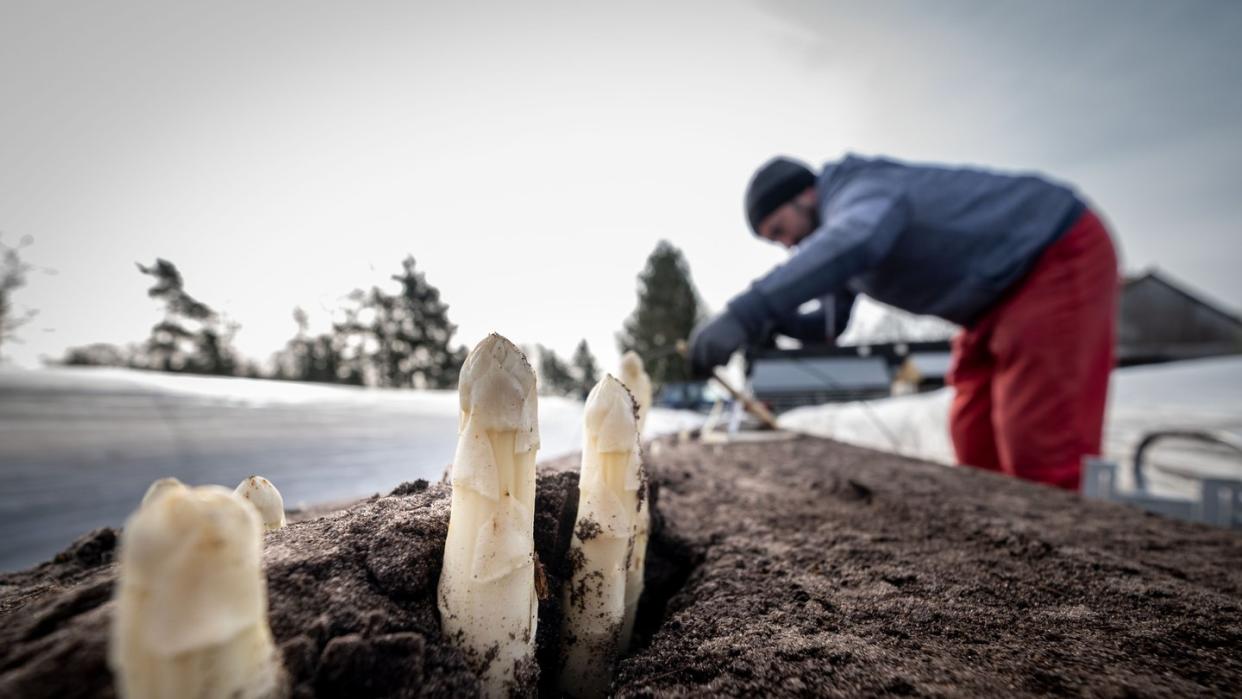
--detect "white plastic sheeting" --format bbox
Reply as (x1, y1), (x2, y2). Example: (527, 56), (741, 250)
(0, 366), (703, 571)
(780, 356), (1242, 498)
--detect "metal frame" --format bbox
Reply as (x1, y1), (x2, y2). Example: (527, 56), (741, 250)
(1083, 429), (1242, 529)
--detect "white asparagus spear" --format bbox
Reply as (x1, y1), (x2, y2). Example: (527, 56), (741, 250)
(234, 476), (287, 530)
(110, 485), (285, 699)
(617, 347), (654, 647)
(617, 352), (652, 655)
(559, 375), (648, 699)
(614, 357), (652, 652)
(619, 489), (649, 654)
(140, 477), (186, 508)
(438, 334), (540, 697)
(618, 351), (652, 436)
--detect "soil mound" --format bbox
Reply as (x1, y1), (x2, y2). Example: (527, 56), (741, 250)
(615, 436), (1242, 696)
(2, 435), (1241, 697)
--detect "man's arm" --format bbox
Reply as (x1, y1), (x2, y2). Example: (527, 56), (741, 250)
(772, 291), (857, 344)
(689, 179), (905, 377)
(728, 179), (907, 337)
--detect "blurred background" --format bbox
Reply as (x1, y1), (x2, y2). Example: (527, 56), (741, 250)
(2, 0), (1240, 570)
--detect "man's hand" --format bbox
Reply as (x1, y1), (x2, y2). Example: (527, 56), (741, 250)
(688, 311), (748, 379)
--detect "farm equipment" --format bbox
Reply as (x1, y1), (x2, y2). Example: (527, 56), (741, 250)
(1083, 429), (1242, 530)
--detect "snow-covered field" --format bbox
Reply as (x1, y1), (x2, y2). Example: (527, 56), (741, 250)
(0, 367), (703, 572)
(780, 356), (1242, 499)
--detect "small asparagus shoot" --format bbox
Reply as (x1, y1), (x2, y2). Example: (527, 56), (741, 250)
(110, 485), (285, 699)
(140, 477), (185, 507)
(618, 350), (652, 436)
(438, 334), (540, 697)
(559, 375), (648, 698)
(234, 476), (287, 530)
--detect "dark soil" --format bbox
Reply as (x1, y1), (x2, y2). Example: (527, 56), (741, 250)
(612, 435), (1242, 697)
(2, 434), (1241, 697)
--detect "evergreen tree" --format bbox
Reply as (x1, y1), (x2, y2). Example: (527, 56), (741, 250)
(0, 234), (36, 356)
(536, 344), (577, 396)
(61, 342), (132, 367)
(282, 306), (313, 380)
(330, 295), (369, 386)
(617, 240), (703, 387)
(237, 359), (265, 379)
(273, 306), (355, 384)
(571, 339), (600, 398)
(134, 259), (238, 375)
(338, 256), (466, 389)
(305, 333), (344, 383)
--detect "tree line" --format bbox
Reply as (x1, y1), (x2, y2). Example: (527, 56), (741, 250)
(13, 238), (706, 394)
(59, 256), (469, 389)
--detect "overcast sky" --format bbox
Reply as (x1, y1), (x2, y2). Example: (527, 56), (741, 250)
(2, 0), (1240, 372)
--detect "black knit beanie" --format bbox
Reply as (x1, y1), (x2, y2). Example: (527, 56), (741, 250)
(745, 156), (816, 234)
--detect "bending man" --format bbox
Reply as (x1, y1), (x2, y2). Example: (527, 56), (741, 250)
(689, 154), (1119, 490)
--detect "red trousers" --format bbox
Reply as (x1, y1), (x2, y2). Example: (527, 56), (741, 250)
(947, 210), (1118, 490)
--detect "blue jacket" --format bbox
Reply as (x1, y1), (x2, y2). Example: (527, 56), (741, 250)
(728, 154), (1085, 341)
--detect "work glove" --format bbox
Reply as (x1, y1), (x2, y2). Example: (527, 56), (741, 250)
(688, 311), (748, 379)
